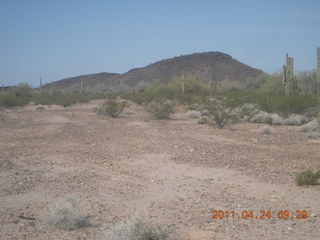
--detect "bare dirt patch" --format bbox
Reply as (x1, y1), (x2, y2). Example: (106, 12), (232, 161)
(0, 102), (319, 239)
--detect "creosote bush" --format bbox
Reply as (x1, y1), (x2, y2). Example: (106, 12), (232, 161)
(97, 99), (127, 118)
(307, 132), (320, 138)
(259, 126), (272, 134)
(295, 170), (320, 186)
(45, 197), (92, 231)
(146, 101), (175, 119)
(102, 219), (169, 240)
(186, 110), (201, 119)
(206, 105), (238, 128)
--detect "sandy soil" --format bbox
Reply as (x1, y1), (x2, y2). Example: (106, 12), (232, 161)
(0, 100), (319, 240)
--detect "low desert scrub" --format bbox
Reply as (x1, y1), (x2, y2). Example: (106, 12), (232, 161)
(295, 170), (320, 186)
(45, 197), (92, 231)
(250, 111), (272, 124)
(123, 108), (135, 115)
(233, 103), (260, 122)
(270, 113), (284, 125)
(0, 109), (5, 123)
(186, 110), (201, 119)
(307, 132), (320, 138)
(300, 119), (319, 132)
(146, 101), (175, 120)
(283, 114), (306, 126)
(207, 106), (238, 128)
(259, 126), (273, 134)
(97, 99), (127, 118)
(102, 219), (169, 240)
(197, 116), (209, 125)
(35, 105), (45, 110)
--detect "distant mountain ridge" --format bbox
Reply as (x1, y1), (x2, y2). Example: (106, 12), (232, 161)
(44, 51), (263, 93)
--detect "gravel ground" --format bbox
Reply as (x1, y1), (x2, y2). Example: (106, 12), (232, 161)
(0, 100), (319, 240)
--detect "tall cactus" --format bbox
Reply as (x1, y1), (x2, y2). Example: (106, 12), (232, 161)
(80, 75), (83, 97)
(39, 77), (43, 95)
(51, 81), (53, 96)
(283, 54), (294, 95)
(181, 72), (185, 94)
(317, 47), (320, 95)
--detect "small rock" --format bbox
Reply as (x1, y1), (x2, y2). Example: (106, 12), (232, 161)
(310, 213), (317, 217)
(288, 227), (293, 231)
(10, 218), (19, 224)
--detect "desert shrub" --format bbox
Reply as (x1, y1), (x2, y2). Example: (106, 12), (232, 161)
(201, 109), (209, 116)
(186, 110), (201, 119)
(45, 197), (91, 231)
(123, 108), (135, 115)
(300, 119), (319, 132)
(10, 82), (33, 97)
(257, 95), (319, 117)
(146, 101), (175, 120)
(122, 92), (154, 105)
(307, 132), (320, 138)
(57, 94), (89, 107)
(35, 105), (45, 110)
(102, 219), (169, 240)
(34, 94), (89, 107)
(303, 106), (320, 118)
(259, 126), (273, 134)
(0, 93), (31, 107)
(207, 106), (238, 128)
(283, 114), (306, 126)
(231, 103), (260, 122)
(197, 117), (209, 125)
(270, 113), (284, 125)
(0, 110), (5, 123)
(97, 99), (127, 118)
(295, 170), (320, 186)
(188, 103), (202, 111)
(250, 111), (272, 124)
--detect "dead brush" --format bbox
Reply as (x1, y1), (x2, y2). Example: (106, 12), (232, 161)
(45, 197), (92, 231)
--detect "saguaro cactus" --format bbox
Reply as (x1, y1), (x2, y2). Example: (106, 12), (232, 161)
(317, 47), (320, 95)
(181, 72), (185, 94)
(39, 77), (43, 95)
(51, 81), (53, 96)
(283, 54), (294, 95)
(80, 75), (83, 97)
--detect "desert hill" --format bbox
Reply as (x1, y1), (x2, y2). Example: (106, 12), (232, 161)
(45, 52), (263, 93)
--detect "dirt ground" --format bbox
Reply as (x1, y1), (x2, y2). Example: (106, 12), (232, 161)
(0, 100), (319, 240)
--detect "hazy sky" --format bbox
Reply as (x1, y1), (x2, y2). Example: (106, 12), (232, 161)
(1, 0), (319, 87)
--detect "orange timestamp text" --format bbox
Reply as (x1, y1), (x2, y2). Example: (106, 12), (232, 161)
(212, 210), (309, 220)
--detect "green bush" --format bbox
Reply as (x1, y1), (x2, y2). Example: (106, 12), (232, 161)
(146, 101), (175, 119)
(97, 99), (127, 117)
(257, 95), (319, 117)
(34, 94), (89, 107)
(295, 170), (320, 186)
(205, 105), (238, 128)
(0, 93), (31, 107)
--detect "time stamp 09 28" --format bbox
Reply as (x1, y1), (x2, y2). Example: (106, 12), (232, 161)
(212, 210), (309, 220)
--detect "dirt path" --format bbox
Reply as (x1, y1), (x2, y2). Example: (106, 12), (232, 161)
(0, 101), (319, 239)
